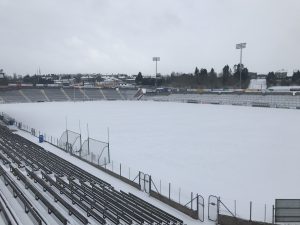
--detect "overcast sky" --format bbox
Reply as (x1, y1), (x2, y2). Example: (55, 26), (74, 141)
(0, 0), (299, 76)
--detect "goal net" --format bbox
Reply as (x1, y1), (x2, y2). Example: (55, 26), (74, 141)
(58, 130), (81, 153)
(81, 137), (110, 166)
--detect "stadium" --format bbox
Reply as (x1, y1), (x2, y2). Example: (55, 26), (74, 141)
(0, 86), (300, 225)
(1, 0), (300, 224)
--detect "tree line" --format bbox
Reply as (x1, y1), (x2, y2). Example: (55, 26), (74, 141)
(266, 70), (300, 87)
(135, 64), (250, 89)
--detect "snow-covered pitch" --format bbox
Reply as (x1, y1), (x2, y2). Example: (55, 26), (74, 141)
(2, 100), (300, 222)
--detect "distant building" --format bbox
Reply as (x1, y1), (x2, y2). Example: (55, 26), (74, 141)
(0, 69), (4, 78)
(0, 69), (8, 86)
(248, 72), (258, 79)
(275, 69), (288, 79)
(257, 74), (267, 79)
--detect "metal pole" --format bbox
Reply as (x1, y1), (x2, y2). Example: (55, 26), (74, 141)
(264, 204), (266, 222)
(87, 124), (90, 154)
(196, 194), (199, 216)
(250, 201), (252, 221)
(234, 200), (237, 217)
(240, 47), (242, 89)
(191, 192), (193, 209)
(168, 183), (171, 199)
(159, 180), (161, 194)
(138, 171), (141, 187)
(272, 205), (275, 224)
(79, 121), (82, 157)
(149, 175), (152, 193)
(217, 197), (220, 224)
(155, 60), (157, 77)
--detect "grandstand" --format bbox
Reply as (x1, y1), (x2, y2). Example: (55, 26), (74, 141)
(0, 87), (138, 103)
(101, 88), (122, 100)
(83, 88), (104, 100)
(0, 124), (183, 225)
(119, 89), (139, 100)
(63, 88), (85, 101)
(142, 92), (300, 109)
(1, 87), (300, 109)
(44, 88), (68, 101)
(21, 88), (48, 102)
(0, 89), (28, 103)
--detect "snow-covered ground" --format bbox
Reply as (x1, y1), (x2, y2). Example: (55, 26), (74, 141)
(1, 100), (300, 222)
(268, 85), (300, 91)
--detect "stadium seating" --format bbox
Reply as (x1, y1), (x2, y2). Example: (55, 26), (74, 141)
(142, 92), (300, 109)
(1, 87), (299, 109)
(21, 89), (47, 102)
(119, 89), (138, 100)
(44, 88), (68, 101)
(0, 125), (183, 225)
(83, 88), (104, 100)
(0, 90), (28, 103)
(63, 88), (85, 101)
(102, 89), (122, 100)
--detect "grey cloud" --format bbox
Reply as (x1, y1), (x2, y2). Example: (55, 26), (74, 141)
(0, 0), (299, 75)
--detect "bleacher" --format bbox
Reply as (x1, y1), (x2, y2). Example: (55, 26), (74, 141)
(44, 88), (68, 101)
(119, 89), (138, 100)
(143, 92), (300, 109)
(83, 88), (104, 100)
(21, 88), (47, 102)
(63, 88), (85, 101)
(2, 87), (299, 109)
(0, 90), (28, 103)
(0, 125), (183, 225)
(102, 89), (122, 100)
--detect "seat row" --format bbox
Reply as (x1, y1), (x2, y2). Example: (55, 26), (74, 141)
(0, 125), (183, 225)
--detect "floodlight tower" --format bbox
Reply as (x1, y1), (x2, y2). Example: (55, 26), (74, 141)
(236, 42), (246, 89)
(152, 57), (160, 87)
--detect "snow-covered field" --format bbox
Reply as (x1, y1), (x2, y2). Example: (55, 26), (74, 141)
(1, 100), (300, 222)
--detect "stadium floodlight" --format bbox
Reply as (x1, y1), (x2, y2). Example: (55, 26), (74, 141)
(152, 57), (160, 77)
(236, 42), (246, 89)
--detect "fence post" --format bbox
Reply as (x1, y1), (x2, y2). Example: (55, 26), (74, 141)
(197, 194), (199, 215)
(149, 175), (152, 193)
(272, 205), (275, 224)
(104, 158), (106, 169)
(234, 200), (237, 217)
(264, 204), (266, 222)
(119, 163), (122, 176)
(138, 171), (141, 187)
(129, 167), (130, 180)
(168, 182), (171, 200)
(191, 192), (193, 209)
(217, 197), (220, 224)
(159, 180), (161, 194)
(250, 201), (252, 221)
